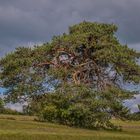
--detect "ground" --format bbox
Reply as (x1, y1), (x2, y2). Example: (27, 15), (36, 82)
(0, 114), (140, 140)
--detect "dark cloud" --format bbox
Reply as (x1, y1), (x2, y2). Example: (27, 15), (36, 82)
(0, 0), (140, 57)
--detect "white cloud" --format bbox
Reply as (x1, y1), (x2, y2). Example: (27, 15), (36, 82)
(125, 94), (140, 113)
(5, 103), (23, 112)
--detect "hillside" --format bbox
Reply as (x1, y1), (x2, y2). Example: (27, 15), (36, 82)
(0, 115), (140, 140)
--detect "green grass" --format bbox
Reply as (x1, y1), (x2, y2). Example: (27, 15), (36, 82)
(0, 115), (140, 140)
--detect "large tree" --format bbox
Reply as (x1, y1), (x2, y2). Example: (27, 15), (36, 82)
(0, 21), (140, 129)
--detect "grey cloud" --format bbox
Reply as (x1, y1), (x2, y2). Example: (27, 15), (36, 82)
(0, 0), (140, 56)
(129, 43), (140, 52)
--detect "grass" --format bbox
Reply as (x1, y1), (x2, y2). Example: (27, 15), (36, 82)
(0, 114), (140, 140)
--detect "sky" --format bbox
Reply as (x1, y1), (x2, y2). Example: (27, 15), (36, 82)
(0, 0), (140, 112)
(0, 0), (140, 56)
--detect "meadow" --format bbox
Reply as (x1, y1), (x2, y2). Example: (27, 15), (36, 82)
(0, 114), (140, 140)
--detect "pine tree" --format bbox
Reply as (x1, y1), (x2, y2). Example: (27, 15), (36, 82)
(0, 21), (140, 129)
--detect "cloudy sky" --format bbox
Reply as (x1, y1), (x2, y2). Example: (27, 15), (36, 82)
(0, 0), (140, 111)
(0, 0), (140, 57)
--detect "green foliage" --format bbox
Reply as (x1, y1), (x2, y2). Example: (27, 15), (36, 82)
(0, 46), (52, 102)
(0, 21), (140, 101)
(138, 104), (140, 111)
(28, 84), (132, 129)
(1, 108), (23, 115)
(0, 21), (140, 129)
(0, 98), (4, 112)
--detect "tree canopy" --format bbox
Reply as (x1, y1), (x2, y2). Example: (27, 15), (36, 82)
(0, 21), (140, 129)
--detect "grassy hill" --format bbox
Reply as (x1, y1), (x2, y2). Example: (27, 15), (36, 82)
(0, 114), (140, 140)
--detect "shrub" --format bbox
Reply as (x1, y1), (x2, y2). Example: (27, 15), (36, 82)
(34, 84), (126, 130)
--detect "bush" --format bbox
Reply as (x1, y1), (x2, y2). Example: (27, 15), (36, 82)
(1, 108), (23, 115)
(129, 112), (140, 120)
(33, 84), (126, 130)
(40, 105), (57, 122)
